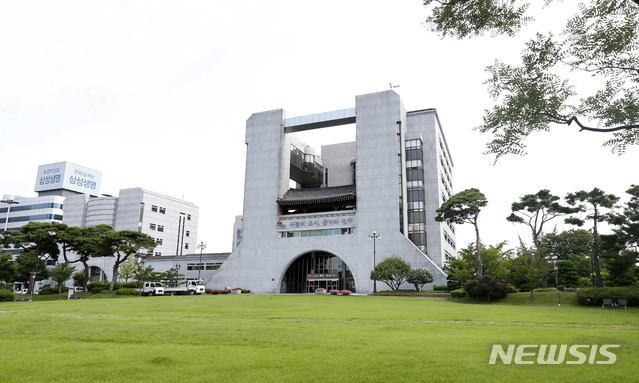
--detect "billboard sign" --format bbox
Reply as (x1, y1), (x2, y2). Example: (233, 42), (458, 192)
(34, 162), (102, 196)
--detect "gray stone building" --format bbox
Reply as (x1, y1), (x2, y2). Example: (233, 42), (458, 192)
(212, 90), (456, 294)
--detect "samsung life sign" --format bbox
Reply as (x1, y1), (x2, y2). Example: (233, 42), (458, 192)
(489, 344), (619, 365)
(34, 162), (102, 196)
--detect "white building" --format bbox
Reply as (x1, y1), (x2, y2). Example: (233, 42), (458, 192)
(211, 90), (456, 293)
(63, 188), (199, 257)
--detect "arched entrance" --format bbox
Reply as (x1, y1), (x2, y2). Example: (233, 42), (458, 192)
(280, 251), (355, 293)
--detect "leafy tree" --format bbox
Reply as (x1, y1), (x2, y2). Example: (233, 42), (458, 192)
(407, 268), (434, 292)
(446, 259), (474, 289)
(507, 190), (576, 287)
(436, 188), (488, 275)
(423, 0), (639, 160)
(50, 262), (76, 300)
(370, 256), (412, 291)
(464, 275), (508, 302)
(565, 188), (619, 287)
(456, 241), (512, 282)
(509, 242), (549, 302)
(118, 257), (139, 283)
(1, 222), (63, 295)
(133, 263), (161, 295)
(103, 230), (157, 291)
(59, 225), (114, 291)
(160, 267), (185, 288)
(542, 229), (594, 280)
(0, 253), (17, 283)
(72, 271), (85, 288)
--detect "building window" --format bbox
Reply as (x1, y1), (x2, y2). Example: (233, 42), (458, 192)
(156, 238), (163, 245)
(206, 263), (221, 270)
(154, 252), (162, 256)
(186, 231), (190, 237)
(159, 207), (166, 214)
(157, 225), (164, 232)
(187, 214), (191, 221)
(184, 243), (189, 250)
(151, 205), (158, 212)
(150, 223), (156, 231)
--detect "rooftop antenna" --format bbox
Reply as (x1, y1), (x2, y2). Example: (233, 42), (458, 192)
(389, 83), (400, 89)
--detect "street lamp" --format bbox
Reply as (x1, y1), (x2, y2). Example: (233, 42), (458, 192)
(368, 231), (381, 294)
(197, 242), (206, 281)
(1, 198), (19, 256)
(551, 257), (561, 307)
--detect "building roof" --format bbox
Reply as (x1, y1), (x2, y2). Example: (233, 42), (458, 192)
(277, 185), (356, 206)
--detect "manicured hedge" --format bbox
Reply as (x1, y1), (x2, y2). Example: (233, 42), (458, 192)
(38, 286), (70, 295)
(0, 289), (15, 302)
(450, 288), (466, 298)
(115, 288), (140, 296)
(576, 286), (639, 306)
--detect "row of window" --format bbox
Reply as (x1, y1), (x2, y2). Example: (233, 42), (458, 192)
(149, 223), (164, 232)
(151, 205), (166, 214)
(444, 231), (456, 249)
(280, 228), (356, 238)
(6, 214), (63, 223)
(187, 263), (222, 271)
(0, 203), (63, 214)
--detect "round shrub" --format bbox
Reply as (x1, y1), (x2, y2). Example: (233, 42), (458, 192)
(0, 289), (15, 302)
(450, 288), (466, 298)
(464, 275), (508, 302)
(433, 285), (450, 291)
(89, 286), (103, 294)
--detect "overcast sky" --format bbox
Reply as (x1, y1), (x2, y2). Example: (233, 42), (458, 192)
(2, 1), (637, 254)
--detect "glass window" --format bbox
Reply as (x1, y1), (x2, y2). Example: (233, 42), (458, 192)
(150, 224), (156, 230)
(158, 225), (164, 232)
(151, 205), (158, 212)
(159, 207), (166, 214)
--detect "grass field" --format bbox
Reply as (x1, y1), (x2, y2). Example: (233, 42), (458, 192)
(1, 292), (637, 383)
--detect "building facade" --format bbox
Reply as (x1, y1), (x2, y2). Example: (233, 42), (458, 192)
(213, 90), (455, 294)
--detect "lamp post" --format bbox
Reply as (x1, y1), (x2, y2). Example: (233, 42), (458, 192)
(368, 231), (381, 294)
(551, 258), (561, 307)
(197, 242), (206, 281)
(1, 198), (19, 256)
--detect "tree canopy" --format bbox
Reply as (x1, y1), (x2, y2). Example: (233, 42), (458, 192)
(423, 0), (639, 160)
(436, 188), (488, 275)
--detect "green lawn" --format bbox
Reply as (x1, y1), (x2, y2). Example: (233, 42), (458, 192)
(1, 293), (637, 382)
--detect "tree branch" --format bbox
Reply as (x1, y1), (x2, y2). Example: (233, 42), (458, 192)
(566, 116), (639, 133)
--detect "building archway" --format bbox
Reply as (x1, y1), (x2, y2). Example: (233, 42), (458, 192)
(89, 266), (107, 283)
(280, 251), (355, 293)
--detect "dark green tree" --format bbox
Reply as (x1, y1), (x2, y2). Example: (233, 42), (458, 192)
(0, 253), (17, 284)
(565, 188), (619, 287)
(542, 229), (594, 280)
(423, 0), (639, 160)
(50, 262), (76, 300)
(507, 190), (576, 286)
(464, 275), (508, 302)
(103, 230), (157, 291)
(436, 188), (488, 275)
(1, 222), (64, 295)
(59, 225), (115, 291)
(407, 268), (434, 292)
(556, 260), (580, 288)
(370, 256), (412, 291)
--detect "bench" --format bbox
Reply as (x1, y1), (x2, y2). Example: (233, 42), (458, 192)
(617, 299), (628, 309)
(602, 298), (613, 308)
(14, 296), (30, 302)
(69, 294), (83, 299)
